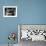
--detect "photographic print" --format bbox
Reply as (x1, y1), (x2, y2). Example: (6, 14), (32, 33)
(3, 6), (17, 17)
(18, 24), (46, 41)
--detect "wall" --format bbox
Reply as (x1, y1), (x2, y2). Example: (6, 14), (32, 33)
(0, 0), (46, 44)
(0, 0), (18, 44)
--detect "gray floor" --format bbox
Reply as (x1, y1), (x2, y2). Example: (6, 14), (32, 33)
(19, 39), (46, 46)
(0, 44), (18, 46)
(0, 40), (46, 46)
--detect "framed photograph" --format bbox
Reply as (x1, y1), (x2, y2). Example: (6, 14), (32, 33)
(18, 24), (46, 42)
(3, 6), (17, 17)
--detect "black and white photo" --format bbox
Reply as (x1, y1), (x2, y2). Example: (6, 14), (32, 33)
(3, 6), (17, 17)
